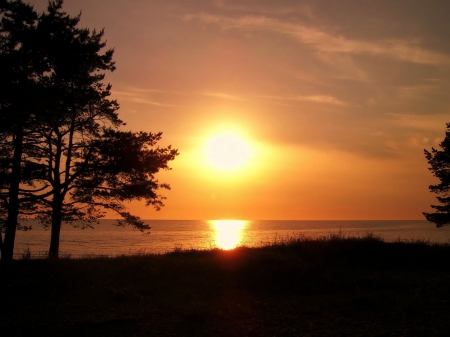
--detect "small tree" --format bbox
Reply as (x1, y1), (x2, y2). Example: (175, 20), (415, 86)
(423, 122), (450, 227)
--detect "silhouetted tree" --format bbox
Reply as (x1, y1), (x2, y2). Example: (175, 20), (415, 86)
(424, 122), (450, 227)
(30, 1), (177, 258)
(0, 0), (45, 261)
(30, 1), (122, 258)
(0, 0), (178, 259)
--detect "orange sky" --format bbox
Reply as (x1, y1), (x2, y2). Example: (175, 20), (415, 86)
(29, 0), (450, 220)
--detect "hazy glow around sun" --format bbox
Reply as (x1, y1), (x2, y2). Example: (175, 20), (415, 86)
(204, 132), (253, 171)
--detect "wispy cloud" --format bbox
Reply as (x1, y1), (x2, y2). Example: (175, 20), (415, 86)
(213, 0), (315, 17)
(200, 91), (346, 105)
(387, 113), (449, 131)
(201, 91), (248, 101)
(259, 94), (347, 106)
(395, 84), (440, 100)
(113, 88), (182, 108)
(184, 14), (450, 65)
(292, 95), (347, 106)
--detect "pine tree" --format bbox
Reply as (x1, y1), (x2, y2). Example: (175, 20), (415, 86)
(0, 0), (43, 261)
(423, 122), (450, 227)
(32, 1), (178, 258)
(1, 1), (178, 259)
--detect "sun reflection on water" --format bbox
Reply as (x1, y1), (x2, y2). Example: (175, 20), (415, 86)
(209, 220), (248, 250)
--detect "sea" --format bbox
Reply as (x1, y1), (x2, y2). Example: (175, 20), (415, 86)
(11, 219), (450, 259)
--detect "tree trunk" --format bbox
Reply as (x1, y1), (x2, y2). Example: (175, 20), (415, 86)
(48, 194), (62, 259)
(2, 129), (23, 261)
(48, 133), (63, 259)
(0, 231), (3, 259)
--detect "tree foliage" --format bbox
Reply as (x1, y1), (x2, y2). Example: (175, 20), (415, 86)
(69, 130), (178, 228)
(423, 122), (450, 227)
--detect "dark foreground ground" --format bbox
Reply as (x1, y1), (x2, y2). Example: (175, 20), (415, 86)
(1, 235), (450, 337)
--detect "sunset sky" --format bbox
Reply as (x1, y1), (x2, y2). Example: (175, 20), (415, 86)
(29, 0), (450, 220)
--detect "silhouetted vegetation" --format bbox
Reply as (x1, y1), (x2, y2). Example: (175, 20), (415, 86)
(0, 0), (178, 260)
(424, 122), (450, 227)
(1, 235), (449, 336)
(0, 0), (42, 262)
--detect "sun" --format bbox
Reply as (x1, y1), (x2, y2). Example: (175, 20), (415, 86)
(205, 132), (253, 171)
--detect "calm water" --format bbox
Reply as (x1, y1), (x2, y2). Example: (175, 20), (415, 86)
(12, 219), (450, 258)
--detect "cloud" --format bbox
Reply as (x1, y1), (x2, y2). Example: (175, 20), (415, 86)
(199, 91), (346, 106)
(213, 0), (315, 17)
(112, 88), (182, 108)
(293, 95), (347, 106)
(387, 113), (449, 132)
(201, 91), (248, 101)
(258, 94), (347, 106)
(184, 14), (450, 65)
(395, 84), (440, 100)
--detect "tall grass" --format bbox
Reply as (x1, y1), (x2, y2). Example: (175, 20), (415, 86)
(16, 231), (449, 260)
(2, 232), (450, 336)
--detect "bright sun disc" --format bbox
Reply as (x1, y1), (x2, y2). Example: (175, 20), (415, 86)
(205, 133), (252, 171)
